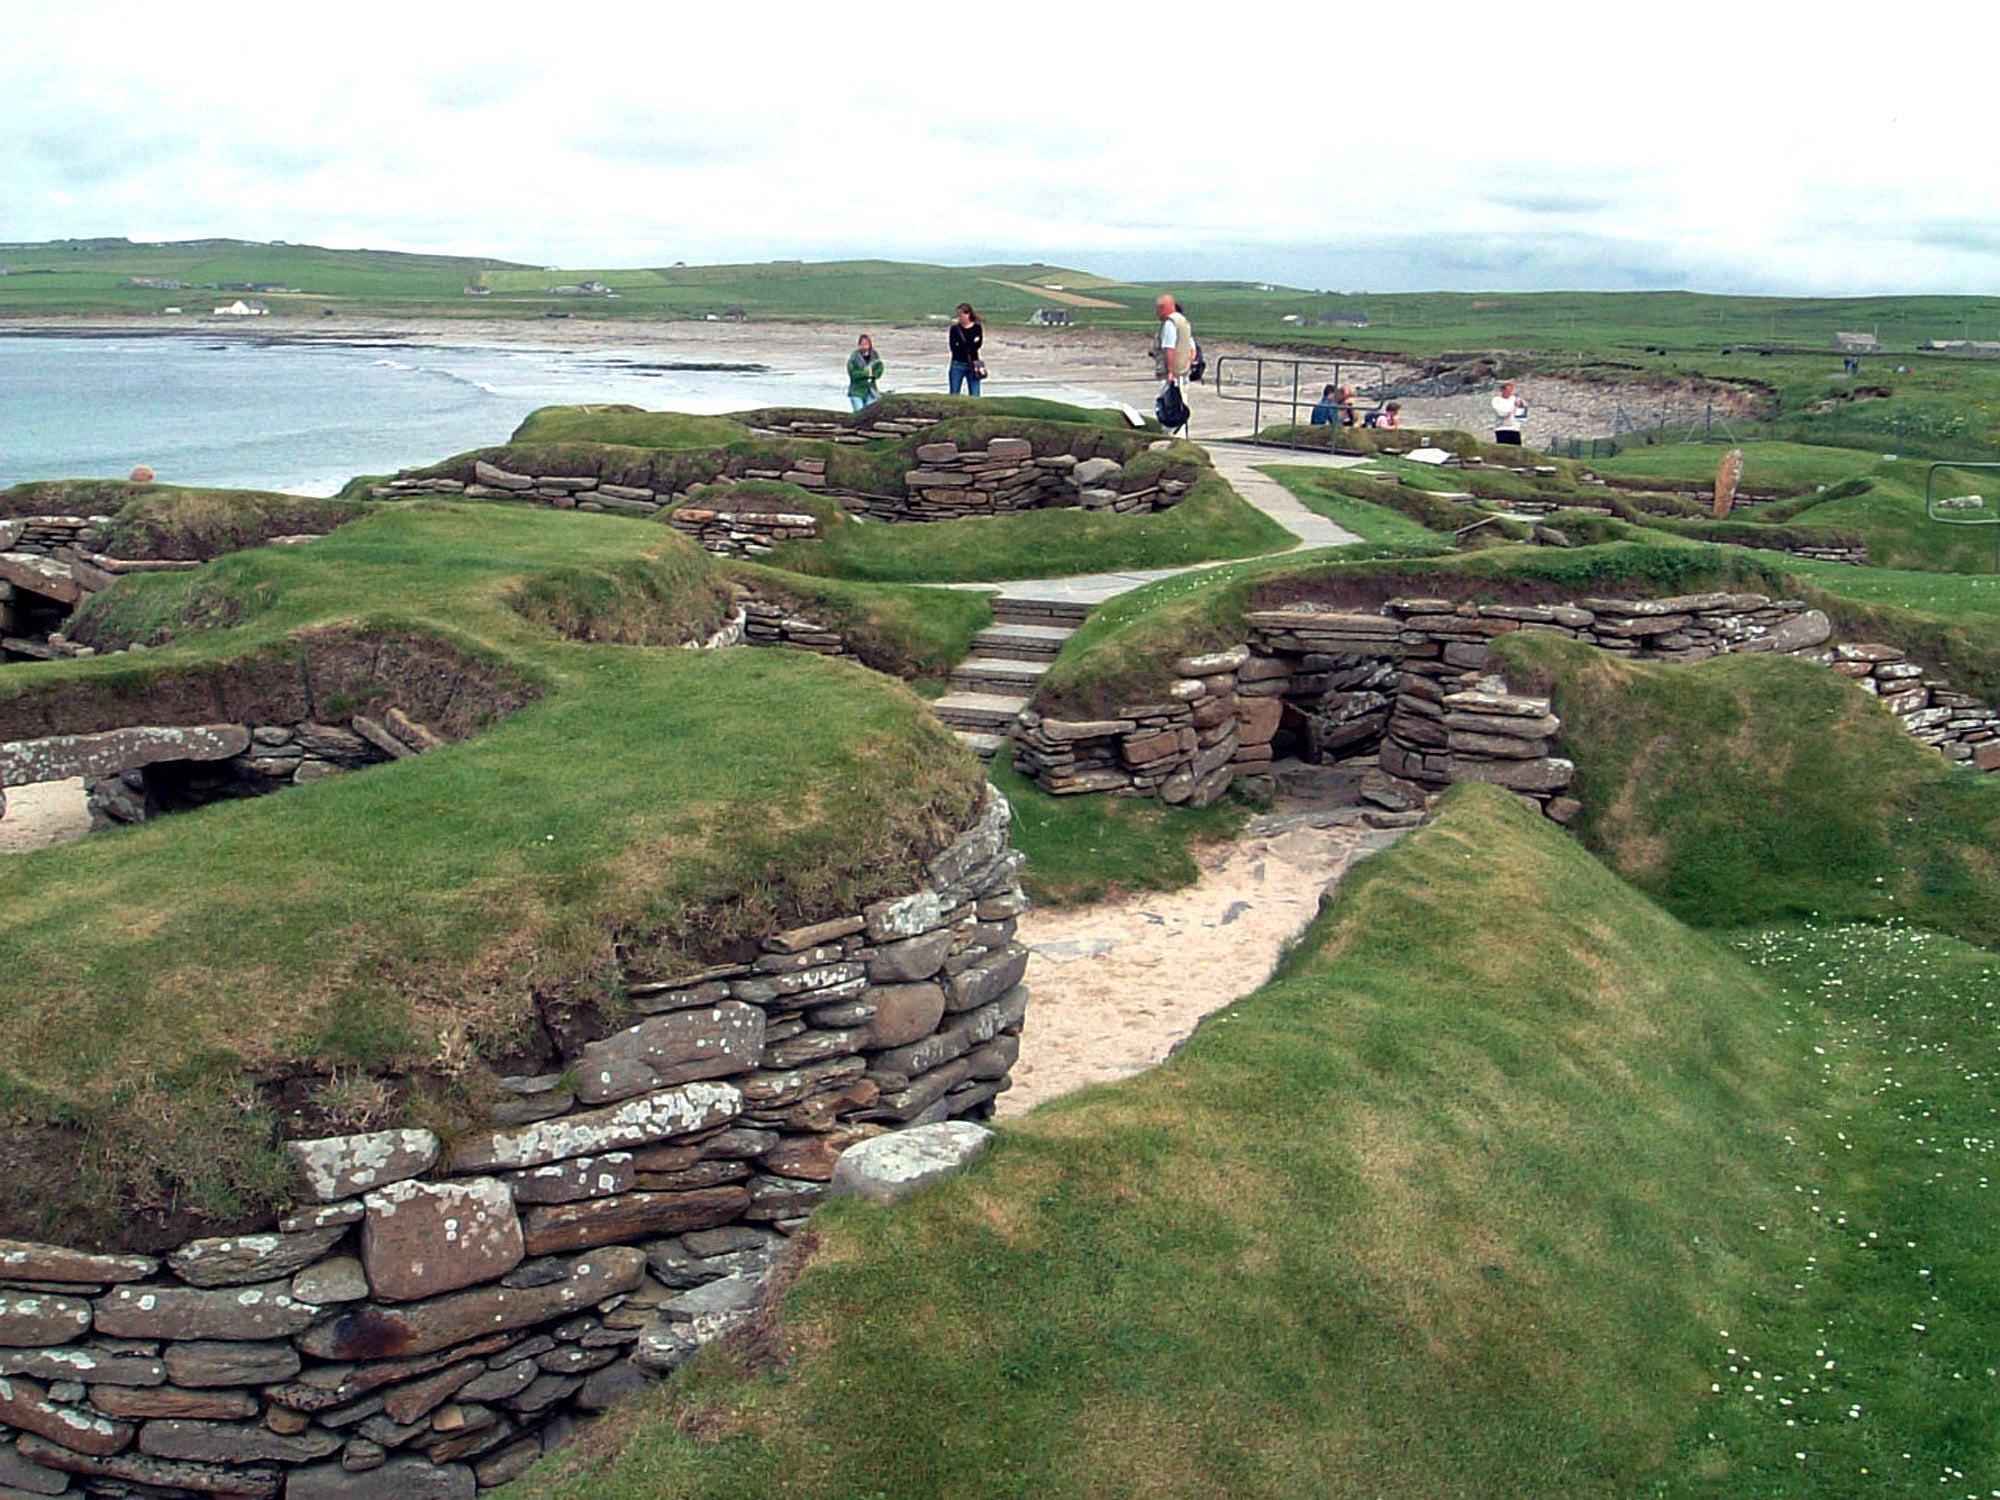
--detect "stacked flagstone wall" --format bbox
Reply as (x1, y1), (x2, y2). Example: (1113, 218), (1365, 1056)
(382, 436), (1185, 553)
(0, 789), (1027, 1499)
(1014, 591), (2000, 814)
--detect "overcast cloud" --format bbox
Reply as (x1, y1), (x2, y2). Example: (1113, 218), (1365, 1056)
(5, 0), (1995, 295)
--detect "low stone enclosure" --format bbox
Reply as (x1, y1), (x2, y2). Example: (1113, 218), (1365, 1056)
(378, 432), (1191, 558)
(0, 630), (530, 830)
(0, 787), (1028, 1499)
(0, 514), (195, 661)
(1015, 590), (2000, 816)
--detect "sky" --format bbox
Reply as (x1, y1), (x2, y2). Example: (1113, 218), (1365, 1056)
(6, 0), (1996, 297)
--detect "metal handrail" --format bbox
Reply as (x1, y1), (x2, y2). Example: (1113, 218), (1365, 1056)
(1926, 460), (2000, 572)
(1209, 355), (1389, 449)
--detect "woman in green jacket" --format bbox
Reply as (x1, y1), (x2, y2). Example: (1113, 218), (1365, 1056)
(846, 334), (884, 411)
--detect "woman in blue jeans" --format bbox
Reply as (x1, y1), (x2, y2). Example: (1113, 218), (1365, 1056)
(948, 302), (983, 396)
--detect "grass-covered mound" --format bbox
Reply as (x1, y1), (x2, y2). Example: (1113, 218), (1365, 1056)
(509, 786), (1825, 1500)
(734, 392), (1148, 437)
(0, 502), (987, 1246)
(1031, 541), (1796, 719)
(1496, 631), (2000, 943)
(1263, 463), (1529, 546)
(765, 461), (1291, 584)
(727, 563), (991, 678)
(417, 404), (1294, 586)
(2, 479), (361, 559)
(440, 399), (1158, 507)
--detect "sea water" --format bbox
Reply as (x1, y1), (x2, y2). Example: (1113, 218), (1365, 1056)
(0, 334), (1118, 497)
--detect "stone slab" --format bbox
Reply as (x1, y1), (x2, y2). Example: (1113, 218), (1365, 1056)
(286, 1131), (441, 1204)
(361, 1180), (524, 1304)
(573, 1005), (765, 1105)
(830, 1122), (995, 1206)
(0, 1297), (89, 1349)
(297, 1248), (646, 1362)
(0, 725), (250, 788)
(165, 1228), (346, 1289)
(448, 1083), (742, 1174)
(0, 1244), (154, 1288)
(93, 1282), (318, 1342)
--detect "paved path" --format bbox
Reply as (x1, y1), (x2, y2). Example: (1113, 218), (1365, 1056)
(980, 439), (1369, 607)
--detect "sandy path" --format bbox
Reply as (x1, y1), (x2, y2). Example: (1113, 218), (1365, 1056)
(0, 779), (90, 854)
(1000, 819), (1396, 1117)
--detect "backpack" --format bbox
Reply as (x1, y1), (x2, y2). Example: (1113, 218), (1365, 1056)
(1156, 384), (1190, 432)
(1189, 340), (1206, 383)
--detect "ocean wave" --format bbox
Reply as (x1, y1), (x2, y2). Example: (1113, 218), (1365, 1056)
(413, 365), (505, 397)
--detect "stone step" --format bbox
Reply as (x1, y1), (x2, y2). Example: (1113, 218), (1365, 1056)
(932, 692), (1030, 733)
(990, 596), (1092, 629)
(949, 657), (1048, 697)
(972, 623), (1073, 662)
(953, 730), (1009, 760)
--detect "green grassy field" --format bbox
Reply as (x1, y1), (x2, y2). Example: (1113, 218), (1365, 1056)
(10, 238), (2000, 354)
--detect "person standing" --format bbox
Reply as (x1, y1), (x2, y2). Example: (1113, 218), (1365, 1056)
(1491, 380), (1526, 446)
(847, 334), (884, 411)
(948, 303), (984, 396)
(1153, 293), (1195, 434)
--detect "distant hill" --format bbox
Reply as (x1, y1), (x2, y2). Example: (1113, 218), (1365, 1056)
(7, 238), (2000, 363)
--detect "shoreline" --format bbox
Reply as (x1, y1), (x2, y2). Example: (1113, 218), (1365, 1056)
(0, 313), (1185, 411)
(0, 313), (1710, 446)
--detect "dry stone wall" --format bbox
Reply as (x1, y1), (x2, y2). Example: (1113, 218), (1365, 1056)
(665, 501), (819, 558)
(0, 788), (1027, 1499)
(384, 435), (1184, 558)
(1017, 591), (2000, 815)
(739, 599), (853, 659)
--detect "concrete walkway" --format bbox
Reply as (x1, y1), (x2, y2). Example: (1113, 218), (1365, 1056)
(979, 439), (1369, 608)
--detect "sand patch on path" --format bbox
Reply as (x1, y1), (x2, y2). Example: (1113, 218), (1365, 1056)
(0, 778), (90, 855)
(1001, 819), (1394, 1116)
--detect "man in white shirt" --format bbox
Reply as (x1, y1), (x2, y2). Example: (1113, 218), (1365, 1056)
(1154, 294), (1195, 434)
(1491, 380), (1526, 446)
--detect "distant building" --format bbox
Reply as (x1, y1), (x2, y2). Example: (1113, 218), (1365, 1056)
(1030, 308), (1074, 326)
(1315, 311), (1371, 329)
(463, 283), (491, 296)
(548, 280), (613, 297)
(212, 299), (268, 316)
(1280, 314), (1303, 325)
(1833, 331), (1881, 352)
(128, 277), (186, 290)
(1920, 338), (2000, 355)
(720, 308), (748, 322)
